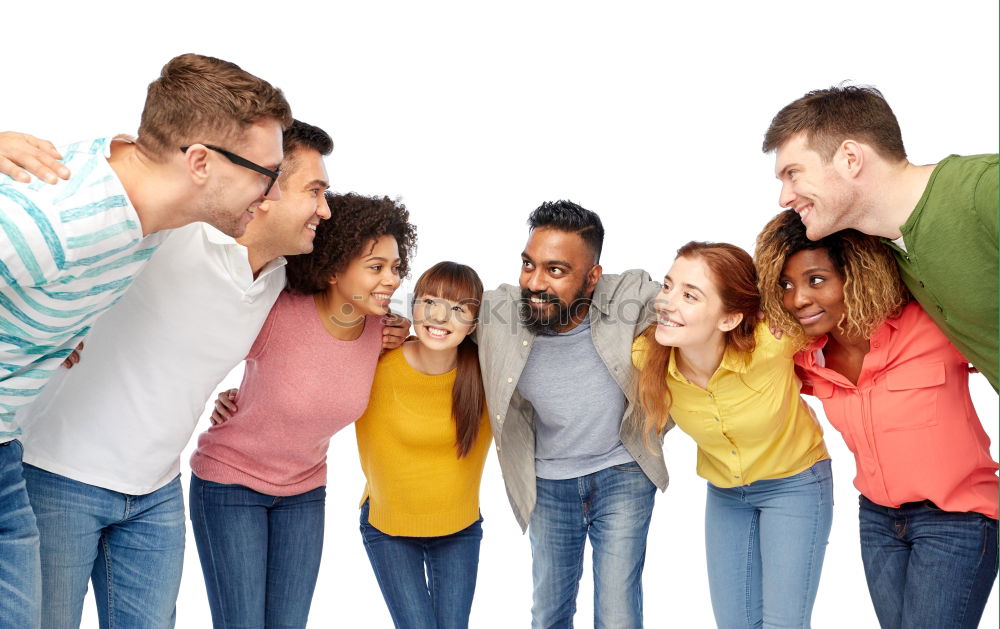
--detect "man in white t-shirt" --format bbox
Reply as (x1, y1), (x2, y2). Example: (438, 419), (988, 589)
(0, 53), (292, 629)
(2, 120), (403, 629)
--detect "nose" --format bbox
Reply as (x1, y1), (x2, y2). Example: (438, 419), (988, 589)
(778, 180), (795, 208)
(382, 267), (401, 290)
(791, 285), (812, 309)
(525, 268), (546, 294)
(428, 301), (448, 323)
(317, 199), (332, 220)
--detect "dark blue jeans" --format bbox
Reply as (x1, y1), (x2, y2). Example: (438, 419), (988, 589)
(359, 500), (483, 629)
(189, 474), (326, 629)
(859, 495), (998, 629)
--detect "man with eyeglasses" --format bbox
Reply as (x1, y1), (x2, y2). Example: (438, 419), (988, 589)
(0, 52), (291, 628)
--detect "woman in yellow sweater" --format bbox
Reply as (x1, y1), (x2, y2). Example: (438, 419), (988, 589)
(634, 241), (832, 629)
(355, 261), (492, 629)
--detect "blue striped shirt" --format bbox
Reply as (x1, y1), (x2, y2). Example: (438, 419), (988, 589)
(0, 137), (163, 439)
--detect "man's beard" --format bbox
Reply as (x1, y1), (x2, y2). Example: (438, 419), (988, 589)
(519, 286), (591, 335)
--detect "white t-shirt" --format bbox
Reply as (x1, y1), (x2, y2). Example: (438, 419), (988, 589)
(19, 222), (286, 494)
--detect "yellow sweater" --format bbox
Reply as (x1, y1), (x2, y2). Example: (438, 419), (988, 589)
(355, 347), (492, 537)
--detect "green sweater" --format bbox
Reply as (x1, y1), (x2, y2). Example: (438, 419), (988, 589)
(885, 154), (998, 391)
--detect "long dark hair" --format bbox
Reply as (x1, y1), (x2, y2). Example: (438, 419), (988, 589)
(413, 261), (486, 458)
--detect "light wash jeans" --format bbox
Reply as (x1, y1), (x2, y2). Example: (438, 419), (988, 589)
(0, 440), (40, 629)
(359, 500), (483, 629)
(705, 459), (833, 629)
(859, 495), (998, 629)
(23, 464), (185, 629)
(189, 473), (326, 629)
(529, 461), (657, 629)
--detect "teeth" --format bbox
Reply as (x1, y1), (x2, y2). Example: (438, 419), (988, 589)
(658, 319), (681, 327)
(530, 297), (548, 303)
(306, 224), (317, 231)
(425, 327), (449, 338)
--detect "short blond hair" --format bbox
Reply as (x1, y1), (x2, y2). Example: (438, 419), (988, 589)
(137, 53), (292, 159)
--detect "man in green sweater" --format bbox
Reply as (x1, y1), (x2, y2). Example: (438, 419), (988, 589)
(762, 85), (998, 392)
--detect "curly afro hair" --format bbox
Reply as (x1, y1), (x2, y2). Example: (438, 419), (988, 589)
(755, 209), (908, 349)
(286, 192), (417, 294)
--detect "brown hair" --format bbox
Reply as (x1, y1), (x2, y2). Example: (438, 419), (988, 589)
(755, 210), (908, 348)
(637, 242), (760, 440)
(413, 262), (486, 458)
(137, 53), (293, 160)
(762, 85), (907, 162)
(286, 192), (417, 294)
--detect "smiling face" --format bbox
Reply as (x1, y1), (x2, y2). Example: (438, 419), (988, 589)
(774, 133), (859, 240)
(518, 227), (600, 334)
(779, 247), (847, 338)
(247, 147), (330, 256)
(413, 294), (477, 352)
(327, 235), (401, 323)
(653, 255), (741, 351)
(200, 119), (286, 238)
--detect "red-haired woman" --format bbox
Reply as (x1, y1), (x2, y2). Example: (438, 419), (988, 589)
(634, 241), (832, 629)
(354, 261), (492, 629)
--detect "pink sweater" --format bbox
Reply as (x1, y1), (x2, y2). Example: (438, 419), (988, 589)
(190, 290), (384, 496)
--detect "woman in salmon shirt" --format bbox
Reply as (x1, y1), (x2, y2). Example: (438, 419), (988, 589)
(634, 241), (832, 629)
(755, 209), (998, 629)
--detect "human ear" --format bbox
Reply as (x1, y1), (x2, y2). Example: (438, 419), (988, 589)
(835, 140), (864, 179)
(587, 264), (603, 291)
(718, 311), (744, 333)
(182, 145), (211, 186)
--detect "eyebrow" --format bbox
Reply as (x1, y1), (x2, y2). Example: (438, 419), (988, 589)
(665, 274), (705, 297)
(304, 178), (329, 190)
(522, 252), (573, 269)
(776, 162), (800, 179)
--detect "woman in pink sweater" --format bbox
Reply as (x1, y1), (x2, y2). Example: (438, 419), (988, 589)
(189, 192), (417, 629)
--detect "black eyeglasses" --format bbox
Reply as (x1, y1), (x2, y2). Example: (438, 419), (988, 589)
(180, 144), (281, 196)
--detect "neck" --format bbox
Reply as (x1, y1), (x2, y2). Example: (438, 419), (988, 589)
(856, 160), (936, 239)
(314, 291), (366, 340)
(826, 326), (870, 356)
(107, 140), (197, 236)
(554, 301), (591, 333)
(676, 335), (727, 387)
(403, 339), (459, 375)
(241, 239), (278, 277)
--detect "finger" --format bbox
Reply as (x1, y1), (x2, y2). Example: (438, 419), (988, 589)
(0, 157), (31, 184)
(26, 135), (64, 162)
(68, 351), (80, 365)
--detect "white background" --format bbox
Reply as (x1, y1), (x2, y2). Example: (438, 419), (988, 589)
(3, 1), (998, 627)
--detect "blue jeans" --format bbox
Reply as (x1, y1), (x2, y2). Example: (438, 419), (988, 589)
(189, 474), (325, 629)
(22, 464), (185, 629)
(859, 495), (998, 629)
(705, 459), (833, 629)
(359, 500), (483, 628)
(0, 440), (40, 629)
(528, 461), (657, 629)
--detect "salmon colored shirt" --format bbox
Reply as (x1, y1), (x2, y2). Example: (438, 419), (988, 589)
(635, 323), (829, 488)
(795, 301), (998, 519)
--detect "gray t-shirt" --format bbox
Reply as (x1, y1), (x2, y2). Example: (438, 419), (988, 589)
(516, 316), (634, 479)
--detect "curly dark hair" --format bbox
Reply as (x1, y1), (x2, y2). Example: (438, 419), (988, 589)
(755, 209), (908, 348)
(286, 192), (417, 294)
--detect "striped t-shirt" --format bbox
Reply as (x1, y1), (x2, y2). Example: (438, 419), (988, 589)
(0, 136), (164, 439)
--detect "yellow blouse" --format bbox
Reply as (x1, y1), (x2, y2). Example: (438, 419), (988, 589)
(635, 323), (828, 488)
